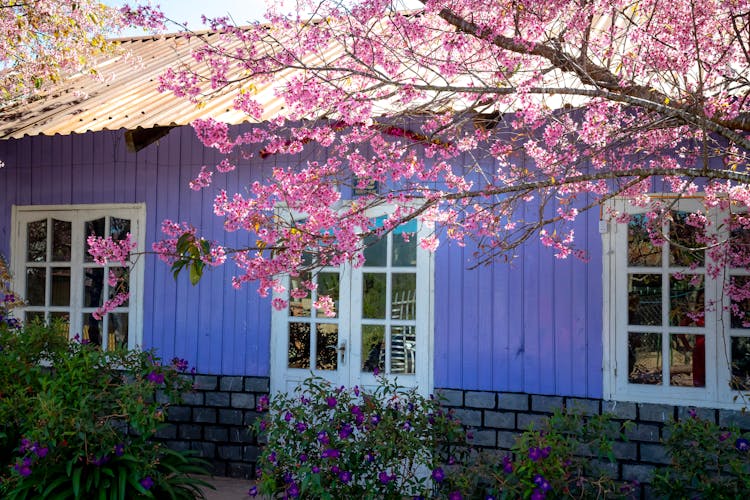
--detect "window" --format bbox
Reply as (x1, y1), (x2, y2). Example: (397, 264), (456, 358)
(271, 210), (433, 395)
(603, 198), (750, 408)
(11, 204), (146, 349)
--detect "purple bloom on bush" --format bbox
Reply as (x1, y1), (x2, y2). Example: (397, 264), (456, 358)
(14, 457), (32, 477)
(299, 453), (307, 463)
(19, 438), (30, 453)
(371, 414), (381, 425)
(114, 443), (125, 456)
(403, 421), (412, 431)
(268, 452), (277, 464)
(541, 446), (551, 458)
(339, 423), (353, 439)
(146, 370), (164, 384)
(257, 394), (269, 411)
(365, 451), (375, 462)
(502, 455), (513, 474)
(431, 467), (445, 483)
(317, 431), (330, 444)
(248, 485), (258, 497)
(35, 446), (48, 458)
(288, 482), (300, 497)
(736, 438), (750, 451)
(312, 465), (320, 473)
(720, 431), (731, 442)
(139, 476), (154, 490)
(353, 385), (360, 396)
(295, 421), (307, 432)
(529, 446), (543, 461)
(284, 411), (293, 422)
(322, 448), (341, 459)
(339, 470), (352, 483)
(534, 474), (551, 492)
(171, 357), (189, 372)
(530, 489), (546, 500)
(448, 491), (463, 500)
(331, 465), (340, 474)
(379, 471), (394, 484)
(688, 407), (697, 418)
(91, 454), (110, 466)
(326, 396), (337, 408)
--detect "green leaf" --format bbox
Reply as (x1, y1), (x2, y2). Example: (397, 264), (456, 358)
(189, 262), (202, 285)
(72, 466), (82, 498)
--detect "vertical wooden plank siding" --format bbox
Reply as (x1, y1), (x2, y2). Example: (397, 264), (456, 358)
(0, 126), (604, 393)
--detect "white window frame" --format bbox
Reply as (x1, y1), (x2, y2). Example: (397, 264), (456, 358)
(603, 197), (747, 409)
(270, 204), (434, 396)
(10, 204), (147, 349)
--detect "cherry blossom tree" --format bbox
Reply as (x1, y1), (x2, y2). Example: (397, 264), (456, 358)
(147, 1), (750, 316)
(0, 0), (164, 103)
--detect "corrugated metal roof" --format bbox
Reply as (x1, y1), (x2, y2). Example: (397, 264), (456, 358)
(0, 30), (269, 140)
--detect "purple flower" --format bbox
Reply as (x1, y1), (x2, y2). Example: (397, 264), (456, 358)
(530, 489), (546, 500)
(534, 474), (551, 492)
(299, 453), (308, 463)
(248, 485), (258, 497)
(312, 465), (320, 474)
(371, 414), (381, 425)
(268, 451), (277, 464)
(288, 482), (300, 497)
(114, 443), (125, 456)
(529, 446), (543, 462)
(14, 457), (32, 477)
(541, 446), (551, 458)
(284, 411), (293, 422)
(146, 371), (165, 384)
(688, 407), (697, 418)
(720, 431), (731, 442)
(326, 396), (337, 408)
(431, 467), (445, 483)
(448, 492), (463, 500)
(140, 476), (154, 490)
(36, 446), (48, 458)
(295, 422), (307, 432)
(339, 424), (353, 439)
(257, 395), (269, 411)
(365, 451), (375, 462)
(331, 465), (340, 474)
(502, 455), (513, 474)
(353, 386), (360, 396)
(322, 448), (341, 459)
(19, 438), (30, 453)
(317, 431), (330, 444)
(736, 438), (750, 451)
(339, 470), (352, 484)
(171, 357), (189, 372)
(403, 421), (412, 431)
(373, 366), (380, 376)
(379, 471), (394, 484)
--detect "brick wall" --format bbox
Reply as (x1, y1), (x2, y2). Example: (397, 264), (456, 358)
(435, 388), (750, 497)
(159, 375), (270, 479)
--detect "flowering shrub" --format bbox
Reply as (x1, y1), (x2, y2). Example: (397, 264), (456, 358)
(252, 375), (467, 498)
(0, 255), (21, 330)
(651, 410), (750, 499)
(443, 411), (636, 499)
(0, 321), (212, 499)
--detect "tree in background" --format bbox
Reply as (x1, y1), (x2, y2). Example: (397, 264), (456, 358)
(149, 1), (750, 313)
(0, 0), (163, 103)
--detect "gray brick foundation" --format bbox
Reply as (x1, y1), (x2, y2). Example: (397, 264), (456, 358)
(159, 374), (269, 479)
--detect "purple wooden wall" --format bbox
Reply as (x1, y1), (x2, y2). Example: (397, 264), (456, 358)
(0, 125), (603, 396)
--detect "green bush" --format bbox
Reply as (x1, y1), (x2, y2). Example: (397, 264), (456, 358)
(444, 411), (636, 499)
(0, 321), (212, 499)
(652, 409), (750, 499)
(252, 375), (467, 499)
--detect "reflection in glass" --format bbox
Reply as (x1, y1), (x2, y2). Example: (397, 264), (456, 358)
(670, 334), (705, 387)
(363, 273), (386, 319)
(628, 274), (662, 326)
(628, 332), (662, 384)
(108, 267), (130, 306)
(289, 273), (312, 317)
(110, 217), (131, 240)
(669, 211), (705, 267)
(392, 232), (417, 267)
(729, 216), (750, 268)
(51, 267), (71, 306)
(108, 313), (128, 351)
(84, 268), (104, 307)
(362, 325), (385, 373)
(391, 325), (416, 374)
(669, 274), (704, 327)
(316, 272), (340, 318)
(52, 219), (72, 262)
(26, 268), (46, 305)
(84, 218), (105, 262)
(731, 337), (750, 390)
(288, 323), (310, 368)
(363, 234), (387, 267)
(392, 274), (416, 320)
(730, 275), (750, 329)
(316, 324), (338, 370)
(83, 313), (103, 346)
(25, 311), (45, 324)
(27, 219), (47, 262)
(49, 312), (70, 336)
(628, 214), (661, 267)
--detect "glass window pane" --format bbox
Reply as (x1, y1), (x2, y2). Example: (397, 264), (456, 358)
(108, 313), (128, 351)
(26, 268), (46, 306)
(670, 334), (705, 387)
(363, 273), (386, 319)
(288, 323), (310, 369)
(731, 337), (750, 391)
(362, 325), (385, 373)
(391, 325), (416, 374)
(110, 217), (131, 240)
(363, 234), (387, 267)
(84, 268), (104, 307)
(289, 272), (312, 318)
(316, 272), (340, 318)
(628, 214), (661, 267)
(83, 313), (103, 347)
(109, 267), (129, 307)
(628, 332), (662, 385)
(391, 273), (416, 320)
(669, 210), (705, 267)
(669, 274), (704, 327)
(316, 324), (338, 370)
(27, 219), (47, 262)
(84, 218), (105, 262)
(25, 311), (45, 324)
(628, 274), (662, 326)
(51, 267), (71, 306)
(730, 275), (750, 329)
(392, 233), (417, 267)
(49, 312), (70, 337)
(52, 219), (71, 262)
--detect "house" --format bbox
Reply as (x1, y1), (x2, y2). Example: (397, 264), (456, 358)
(1, 29), (750, 483)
